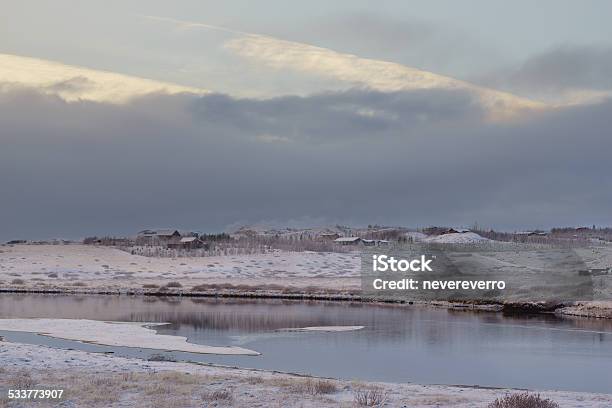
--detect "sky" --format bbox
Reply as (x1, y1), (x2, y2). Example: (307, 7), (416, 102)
(1, 1), (612, 239)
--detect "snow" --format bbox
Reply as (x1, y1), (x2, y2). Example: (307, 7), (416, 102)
(276, 326), (364, 332)
(335, 237), (361, 242)
(0, 244), (362, 292)
(424, 232), (490, 244)
(0, 318), (259, 355)
(1, 340), (611, 407)
(404, 231), (427, 241)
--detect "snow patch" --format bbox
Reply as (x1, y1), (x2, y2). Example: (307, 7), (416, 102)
(424, 232), (490, 244)
(0, 318), (259, 355)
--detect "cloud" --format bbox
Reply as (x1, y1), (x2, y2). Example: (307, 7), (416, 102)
(510, 45), (612, 91)
(1, 84), (611, 240)
(284, 12), (503, 79)
(476, 45), (612, 105)
(0, 53), (208, 103)
(140, 15), (545, 120)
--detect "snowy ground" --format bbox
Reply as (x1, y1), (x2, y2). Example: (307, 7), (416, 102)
(1, 243), (611, 315)
(0, 244), (361, 293)
(1, 340), (610, 408)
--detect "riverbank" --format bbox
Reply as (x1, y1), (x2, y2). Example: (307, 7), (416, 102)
(1, 340), (611, 408)
(1, 244), (611, 318)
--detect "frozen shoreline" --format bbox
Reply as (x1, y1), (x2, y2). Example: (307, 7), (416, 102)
(0, 318), (259, 355)
(276, 325), (364, 332)
(1, 339), (611, 407)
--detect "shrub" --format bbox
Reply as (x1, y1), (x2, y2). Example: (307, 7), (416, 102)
(353, 386), (387, 406)
(164, 281), (182, 288)
(488, 393), (560, 408)
(10, 278), (25, 285)
(291, 378), (338, 395)
(142, 284), (160, 289)
(312, 379), (338, 394)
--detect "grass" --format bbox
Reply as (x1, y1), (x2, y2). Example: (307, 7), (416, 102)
(488, 393), (560, 408)
(0, 367), (570, 408)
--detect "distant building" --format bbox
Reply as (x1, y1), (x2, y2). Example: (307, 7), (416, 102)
(443, 228), (471, 234)
(136, 229), (182, 246)
(516, 231), (547, 237)
(334, 237), (362, 245)
(167, 236), (208, 250)
(424, 226), (470, 236)
(6, 240), (27, 245)
(319, 233), (341, 241)
(135, 229), (209, 250)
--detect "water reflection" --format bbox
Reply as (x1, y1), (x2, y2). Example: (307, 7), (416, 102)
(1, 294), (611, 393)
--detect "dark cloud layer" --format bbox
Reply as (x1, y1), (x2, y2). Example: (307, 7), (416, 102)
(0, 85), (611, 240)
(478, 45), (612, 96)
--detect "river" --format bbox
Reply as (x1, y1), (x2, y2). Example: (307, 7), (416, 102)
(1, 294), (611, 393)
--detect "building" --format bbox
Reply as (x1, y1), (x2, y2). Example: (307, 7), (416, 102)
(334, 237), (362, 245)
(167, 236), (208, 250)
(424, 226), (470, 236)
(362, 239), (390, 246)
(319, 233), (341, 241)
(443, 228), (471, 234)
(136, 229), (181, 246)
(516, 231), (547, 237)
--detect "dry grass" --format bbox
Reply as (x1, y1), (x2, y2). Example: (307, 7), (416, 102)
(148, 353), (177, 362)
(7, 370), (36, 388)
(201, 389), (234, 403)
(488, 393), (560, 408)
(353, 385), (387, 407)
(156, 371), (201, 385)
(267, 377), (338, 396)
(245, 376), (265, 385)
(301, 379), (338, 395)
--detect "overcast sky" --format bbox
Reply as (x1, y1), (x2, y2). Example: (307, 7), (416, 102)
(1, 1), (611, 239)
